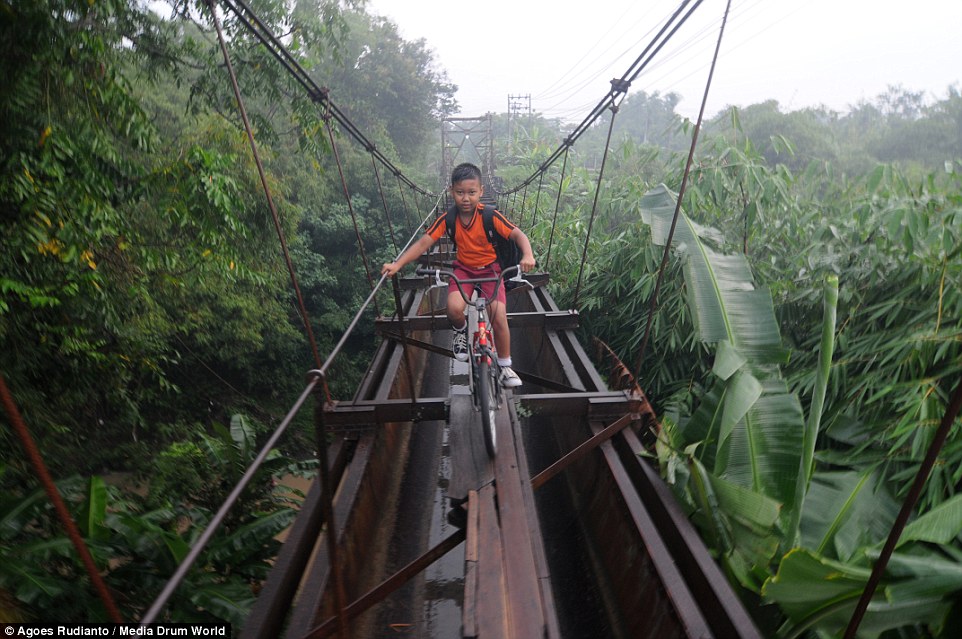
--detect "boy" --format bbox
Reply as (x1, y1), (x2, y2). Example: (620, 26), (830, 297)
(381, 163), (536, 387)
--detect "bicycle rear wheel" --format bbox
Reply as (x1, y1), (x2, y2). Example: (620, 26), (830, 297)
(477, 357), (498, 458)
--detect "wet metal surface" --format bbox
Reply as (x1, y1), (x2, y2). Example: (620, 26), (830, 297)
(371, 331), (465, 638)
(421, 418), (464, 636)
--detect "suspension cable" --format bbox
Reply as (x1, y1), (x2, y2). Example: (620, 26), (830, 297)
(635, 0), (731, 377)
(0, 374), (124, 623)
(372, 154), (399, 255)
(544, 144), (570, 271)
(142, 376), (321, 624)
(531, 170), (546, 227)
(220, 0), (434, 199)
(396, 173), (415, 240)
(518, 183), (529, 227)
(208, 0), (325, 374)
(573, 101), (621, 308)
(323, 106), (378, 312)
(501, 0), (703, 197)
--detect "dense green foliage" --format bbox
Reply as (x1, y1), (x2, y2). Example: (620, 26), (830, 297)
(507, 88), (962, 637)
(0, 0), (454, 624)
(2, 0), (960, 634)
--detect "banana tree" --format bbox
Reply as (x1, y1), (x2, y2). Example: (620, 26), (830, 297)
(766, 480), (962, 638)
(640, 185), (962, 636)
(642, 183), (804, 565)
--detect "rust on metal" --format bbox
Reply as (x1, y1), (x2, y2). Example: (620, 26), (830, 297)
(245, 262), (762, 639)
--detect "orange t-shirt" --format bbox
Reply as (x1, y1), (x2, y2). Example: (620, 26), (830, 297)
(426, 204), (516, 269)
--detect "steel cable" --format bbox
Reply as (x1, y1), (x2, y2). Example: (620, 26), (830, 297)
(0, 374), (124, 623)
(500, 0), (703, 197)
(221, 0), (433, 198)
(372, 154), (399, 256)
(323, 110), (378, 314)
(573, 102), (620, 309)
(635, 0), (732, 377)
(544, 144), (570, 271)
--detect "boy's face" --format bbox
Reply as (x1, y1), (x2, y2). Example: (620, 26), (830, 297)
(451, 178), (483, 215)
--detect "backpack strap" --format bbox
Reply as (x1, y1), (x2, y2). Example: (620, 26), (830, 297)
(480, 205), (499, 245)
(445, 204), (458, 246)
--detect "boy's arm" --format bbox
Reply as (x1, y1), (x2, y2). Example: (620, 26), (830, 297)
(508, 227), (536, 273)
(381, 233), (436, 277)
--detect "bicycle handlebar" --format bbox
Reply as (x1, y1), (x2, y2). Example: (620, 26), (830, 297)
(415, 264), (522, 306)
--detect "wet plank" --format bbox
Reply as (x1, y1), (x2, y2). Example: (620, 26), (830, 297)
(474, 483), (508, 639)
(491, 400), (547, 639)
(446, 373), (494, 501)
(462, 490), (480, 638)
(507, 398), (561, 639)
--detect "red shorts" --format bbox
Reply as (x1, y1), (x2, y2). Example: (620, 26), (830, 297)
(451, 261), (505, 305)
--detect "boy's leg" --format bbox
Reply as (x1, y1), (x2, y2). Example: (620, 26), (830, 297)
(447, 290), (467, 329)
(489, 299), (510, 358)
(448, 290), (468, 361)
(490, 300), (521, 388)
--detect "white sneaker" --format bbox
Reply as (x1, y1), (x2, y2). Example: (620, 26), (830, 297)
(452, 328), (468, 362)
(499, 366), (522, 388)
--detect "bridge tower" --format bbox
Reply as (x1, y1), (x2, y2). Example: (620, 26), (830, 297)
(440, 115), (500, 202)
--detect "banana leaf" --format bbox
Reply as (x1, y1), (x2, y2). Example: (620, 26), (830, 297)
(895, 494), (962, 547)
(799, 471), (899, 563)
(639, 184), (788, 364)
(78, 475), (109, 542)
(763, 547), (952, 639)
(189, 579), (256, 627)
(641, 183), (809, 552)
(689, 457), (781, 591)
(715, 377), (805, 517)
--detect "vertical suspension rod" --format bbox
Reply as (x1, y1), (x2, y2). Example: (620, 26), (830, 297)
(844, 377), (962, 638)
(372, 153), (399, 255)
(324, 113), (378, 315)
(635, 0), (731, 377)
(573, 102), (620, 308)
(544, 144), (570, 271)
(390, 276), (418, 405)
(208, 0), (325, 374)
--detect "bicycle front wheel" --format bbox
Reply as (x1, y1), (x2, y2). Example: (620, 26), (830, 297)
(477, 357), (498, 458)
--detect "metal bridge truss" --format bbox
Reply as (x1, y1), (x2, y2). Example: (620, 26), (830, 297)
(240, 261), (762, 639)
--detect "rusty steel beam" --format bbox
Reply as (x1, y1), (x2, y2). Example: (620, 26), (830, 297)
(517, 391), (641, 419)
(613, 427), (763, 638)
(322, 397), (449, 427)
(588, 421), (714, 638)
(530, 413), (638, 491)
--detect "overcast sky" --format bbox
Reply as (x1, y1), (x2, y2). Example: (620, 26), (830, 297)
(366, 0), (962, 122)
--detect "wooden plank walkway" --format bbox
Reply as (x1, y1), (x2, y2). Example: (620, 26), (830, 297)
(447, 354), (560, 638)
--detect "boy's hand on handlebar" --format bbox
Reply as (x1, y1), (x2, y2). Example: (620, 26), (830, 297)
(520, 254), (536, 273)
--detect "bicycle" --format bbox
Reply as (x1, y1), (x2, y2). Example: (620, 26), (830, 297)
(416, 264), (524, 458)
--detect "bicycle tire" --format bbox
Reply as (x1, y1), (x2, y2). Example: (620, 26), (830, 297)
(477, 357), (498, 458)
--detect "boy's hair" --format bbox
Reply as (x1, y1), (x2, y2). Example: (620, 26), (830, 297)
(451, 162), (482, 185)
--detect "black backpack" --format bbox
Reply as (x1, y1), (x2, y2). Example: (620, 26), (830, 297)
(444, 204), (522, 277)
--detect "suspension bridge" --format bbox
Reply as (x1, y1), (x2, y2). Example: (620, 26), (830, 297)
(4, 0), (771, 636)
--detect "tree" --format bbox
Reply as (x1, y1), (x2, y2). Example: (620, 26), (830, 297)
(320, 10), (458, 162)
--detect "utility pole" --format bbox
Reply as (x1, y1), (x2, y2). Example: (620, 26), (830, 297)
(507, 94), (531, 151)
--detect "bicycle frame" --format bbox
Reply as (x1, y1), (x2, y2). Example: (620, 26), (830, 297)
(416, 265), (522, 458)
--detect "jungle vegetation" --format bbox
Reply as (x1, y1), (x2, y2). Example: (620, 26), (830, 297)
(2, 0), (961, 635)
